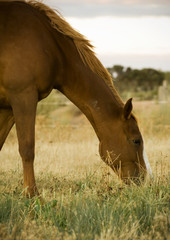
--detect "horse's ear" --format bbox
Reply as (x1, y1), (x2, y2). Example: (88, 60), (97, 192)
(123, 98), (133, 120)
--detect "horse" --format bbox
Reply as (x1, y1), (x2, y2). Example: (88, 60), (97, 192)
(0, 0), (152, 197)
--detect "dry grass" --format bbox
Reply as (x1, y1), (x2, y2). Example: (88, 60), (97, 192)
(0, 97), (169, 240)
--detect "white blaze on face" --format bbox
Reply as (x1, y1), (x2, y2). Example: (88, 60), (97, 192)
(143, 145), (153, 177)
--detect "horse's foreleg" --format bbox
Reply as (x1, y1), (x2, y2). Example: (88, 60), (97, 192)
(10, 89), (38, 197)
(0, 109), (14, 150)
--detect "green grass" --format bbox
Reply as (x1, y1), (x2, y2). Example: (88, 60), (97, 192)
(0, 171), (169, 240)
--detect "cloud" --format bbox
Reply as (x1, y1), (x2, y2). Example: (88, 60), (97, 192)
(45, 0), (170, 4)
(44, 0), (170, 17)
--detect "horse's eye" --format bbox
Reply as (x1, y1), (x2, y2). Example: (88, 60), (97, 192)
(132, 139), (141, 145)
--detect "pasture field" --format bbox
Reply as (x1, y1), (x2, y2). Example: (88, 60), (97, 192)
(0, 93), (170, 240)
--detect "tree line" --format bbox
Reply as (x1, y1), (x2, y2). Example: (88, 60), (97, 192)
(107, 65), (168, 100)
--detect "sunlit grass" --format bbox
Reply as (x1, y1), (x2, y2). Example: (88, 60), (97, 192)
(0, 173), (169, 240)
(0, 98), (169, 239)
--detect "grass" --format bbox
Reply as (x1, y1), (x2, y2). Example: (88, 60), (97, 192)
(0, 96), (170, 240)
(0, 175), (169, 240)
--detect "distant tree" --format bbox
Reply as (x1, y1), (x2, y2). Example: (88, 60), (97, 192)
(108, 65), (124, 79)
(113, 65), (124, 75)
(107, 65), (165, 100)
(164, 71), (170, 83)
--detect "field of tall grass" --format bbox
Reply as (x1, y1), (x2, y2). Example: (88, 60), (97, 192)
(0, 92), (169, 240)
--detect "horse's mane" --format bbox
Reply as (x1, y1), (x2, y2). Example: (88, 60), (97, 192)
(2, 0), (123, 105)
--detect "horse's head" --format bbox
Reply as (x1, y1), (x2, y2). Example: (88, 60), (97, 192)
(99, 98), (152, 182)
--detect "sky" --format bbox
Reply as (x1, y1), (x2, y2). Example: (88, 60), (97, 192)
(43, 0), (170, 71)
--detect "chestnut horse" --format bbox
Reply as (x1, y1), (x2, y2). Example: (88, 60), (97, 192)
(0, 1), (152, 196)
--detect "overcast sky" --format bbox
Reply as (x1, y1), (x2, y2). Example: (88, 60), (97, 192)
(43, 0), (170, 71)
(44, 0), (170, 17)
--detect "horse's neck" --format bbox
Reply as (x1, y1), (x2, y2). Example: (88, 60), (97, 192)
(52, 33), (123, 138)
(59, 60), (123, 140)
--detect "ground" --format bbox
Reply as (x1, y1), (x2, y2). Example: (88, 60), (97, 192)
(0, 91), (169, 240)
